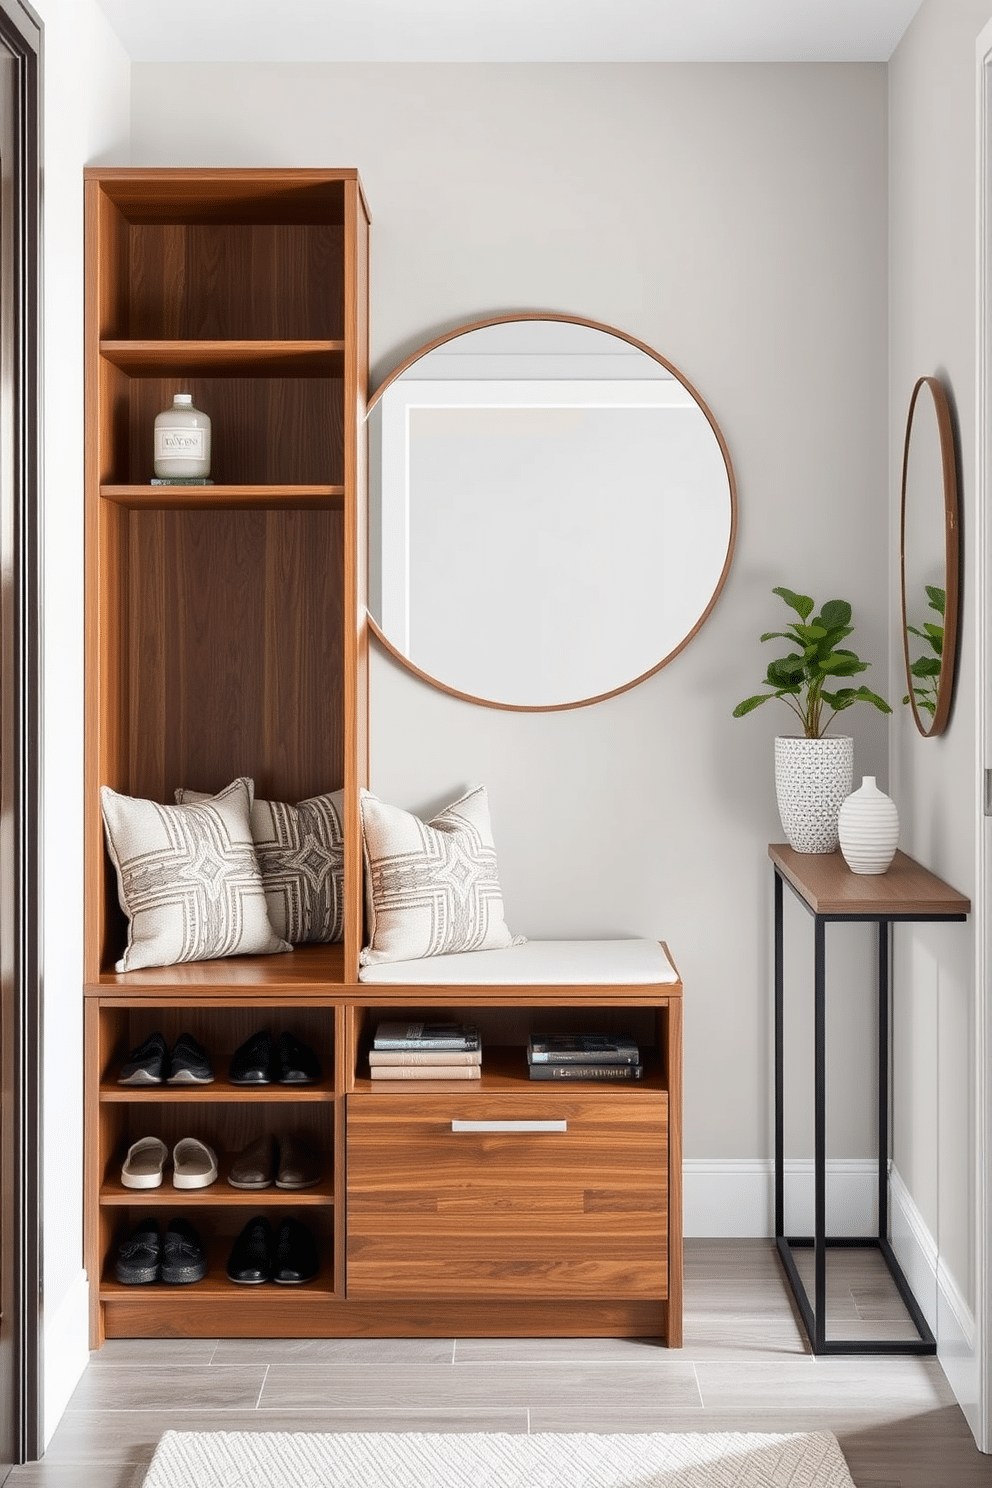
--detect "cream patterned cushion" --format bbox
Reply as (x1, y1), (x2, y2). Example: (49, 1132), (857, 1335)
(101, 777), (291, 973)
(176, 786), (344, 945)
(360, 785), (520, 966)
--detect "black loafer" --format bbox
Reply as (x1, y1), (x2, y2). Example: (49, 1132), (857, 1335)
(226, 1215), (274, 1284)
(115, 1218), (160, 1284)
(118, 1031), (167, 1086)
(167, 1032), (214, 1085)
(274, 1217), (319, 1284)
(277, 1031), (321, 1085)
(161, 1218), (207, 1285)
(229, 1030), (274, 1085)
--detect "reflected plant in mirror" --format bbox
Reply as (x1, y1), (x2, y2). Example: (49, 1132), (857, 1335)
(902, 584), (944, 723)
(367, 314), (737, 710)
(900, 375), (960, 738)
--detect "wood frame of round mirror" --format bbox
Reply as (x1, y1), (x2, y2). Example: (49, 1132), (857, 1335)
(366, 311), (738, 711)
(899, 375), (960, 738)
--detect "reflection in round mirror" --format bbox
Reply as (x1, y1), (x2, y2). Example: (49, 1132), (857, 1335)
(367, 314), (737, 710)
(900, 376), (959, 738)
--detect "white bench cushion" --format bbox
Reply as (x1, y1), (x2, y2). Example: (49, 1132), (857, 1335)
(357, 937), (678, 986)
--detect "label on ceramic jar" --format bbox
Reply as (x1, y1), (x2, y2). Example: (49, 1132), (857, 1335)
(155, 429), (206, 460)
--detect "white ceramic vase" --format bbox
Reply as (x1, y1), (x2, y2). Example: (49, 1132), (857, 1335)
(774, 735), (853, 854)
(837, 775), (899, 874)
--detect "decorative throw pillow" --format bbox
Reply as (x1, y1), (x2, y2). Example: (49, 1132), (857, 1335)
(176, 786), (345, 945)
(101, 777), (291, 973)
(359, 784), (520, 965)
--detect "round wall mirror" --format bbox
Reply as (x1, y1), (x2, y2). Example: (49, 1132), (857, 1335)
(367, 313), (738, 710)
(900, 375), (960, 738)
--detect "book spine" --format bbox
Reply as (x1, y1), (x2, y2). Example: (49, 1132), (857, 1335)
(369, 1064), (483, 1080)
(527, 1063), (644, 1081)
(369, 1049), (482, 1066)
(373, 1039), (480, 1051)
(528, 1050), (641, 1065)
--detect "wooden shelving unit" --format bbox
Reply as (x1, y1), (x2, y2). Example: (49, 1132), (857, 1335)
(84, 167), (682, 1349)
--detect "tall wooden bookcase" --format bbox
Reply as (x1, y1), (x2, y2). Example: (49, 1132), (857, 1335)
(83, 167), (683, 1349)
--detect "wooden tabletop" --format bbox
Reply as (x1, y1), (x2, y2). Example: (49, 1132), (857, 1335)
(768, 844), (971, 918)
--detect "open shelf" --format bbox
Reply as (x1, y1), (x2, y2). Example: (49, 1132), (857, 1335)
(100, 484), (344, 510)
(100, 340), (345, 377)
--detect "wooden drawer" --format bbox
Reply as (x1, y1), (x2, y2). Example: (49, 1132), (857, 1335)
(346, 1091), (668, 1299)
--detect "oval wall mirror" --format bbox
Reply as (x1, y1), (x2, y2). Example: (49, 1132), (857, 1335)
(367, 313), (738, 710)
(899, 375), (960, 738)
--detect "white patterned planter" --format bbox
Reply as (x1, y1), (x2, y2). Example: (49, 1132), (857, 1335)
(838, 775), (899, 874)
(774, 736), (853, 854)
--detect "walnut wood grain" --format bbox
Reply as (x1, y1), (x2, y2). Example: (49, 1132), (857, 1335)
(101, 486), (344, 511)
(100, 1296), (667, 1340)
(768, 844), (971, 917)
(347, 1093), (668, 1300)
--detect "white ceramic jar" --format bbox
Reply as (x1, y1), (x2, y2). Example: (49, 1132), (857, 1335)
(153, 392), (211, 479)
(838, 775), (900, 874)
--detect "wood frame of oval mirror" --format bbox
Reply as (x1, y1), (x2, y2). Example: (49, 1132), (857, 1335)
(366, 312), (738, 710)
(899, 375), (960, 738)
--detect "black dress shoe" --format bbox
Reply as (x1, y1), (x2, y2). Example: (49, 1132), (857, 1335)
(226, 1215), (274, 1284)
(277, 1031), (321, 1085)
(229, 1030), (275, 1085)
(115, 1218), (160, 1284)
(274, 1217), (319, 1284)
(118, 1031), (167, 1086)
(167, 1032), (214, 1085)
(161, 1218), (207, 1285)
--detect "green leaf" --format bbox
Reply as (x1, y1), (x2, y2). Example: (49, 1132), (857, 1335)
(766, 658), (804, 687)
(759, 630), (800, 645)
(732, 695), (771, 717)
(925, 585), (946, 615)
(819, 599), (852, 628)
(773, 586), (814, 620)
(819, 654), (867, 676)
(853, 686), (892, 713)
(910, 656), (942, 679)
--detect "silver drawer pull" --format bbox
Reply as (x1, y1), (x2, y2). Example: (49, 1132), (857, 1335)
(450, 1119), (567, 1133)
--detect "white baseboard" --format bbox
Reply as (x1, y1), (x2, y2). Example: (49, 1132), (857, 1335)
(43, 1268), (89, 1449)
(683, 1158), (879, 1238)
(889, 1165), (978, 1437)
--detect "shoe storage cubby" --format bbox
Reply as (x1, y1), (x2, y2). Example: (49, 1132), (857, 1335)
(85, 169), (683, 1348)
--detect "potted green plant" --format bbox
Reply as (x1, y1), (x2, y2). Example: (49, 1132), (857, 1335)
(733, 587), (891, 852)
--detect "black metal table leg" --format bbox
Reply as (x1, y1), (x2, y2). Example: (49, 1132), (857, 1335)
(772, 866), (938, 1355)
(813, 913), (827, 1353)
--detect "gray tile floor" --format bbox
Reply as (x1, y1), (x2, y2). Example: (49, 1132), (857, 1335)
(8, 1241), (992, 1487)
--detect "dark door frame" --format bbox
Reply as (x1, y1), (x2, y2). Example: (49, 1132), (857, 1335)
(0, 0), (41, 1470)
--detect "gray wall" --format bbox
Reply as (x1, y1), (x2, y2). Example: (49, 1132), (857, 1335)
(129, 61), (891, 1184)
(889, 0), (992, 1433)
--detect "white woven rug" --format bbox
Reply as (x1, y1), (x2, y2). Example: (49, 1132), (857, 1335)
(141, 1430), (857, 1487)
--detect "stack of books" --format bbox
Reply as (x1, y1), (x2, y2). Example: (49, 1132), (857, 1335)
(526, 1032), (643, 1081)
(369, 1021), (482, 1080)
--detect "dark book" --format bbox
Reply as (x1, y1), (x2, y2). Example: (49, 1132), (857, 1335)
(527, 1033), (640, 1064)
(527, 1061), (644, 1081)
(373, 1020), (480, 1051)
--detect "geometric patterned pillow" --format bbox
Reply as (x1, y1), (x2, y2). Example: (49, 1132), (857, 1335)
(175, 786), (344, 945)
(101, 777), (291, 972)
(359, 784), (520, 966)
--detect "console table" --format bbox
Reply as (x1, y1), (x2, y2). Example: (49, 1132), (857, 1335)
(769, 843), (970, 1355)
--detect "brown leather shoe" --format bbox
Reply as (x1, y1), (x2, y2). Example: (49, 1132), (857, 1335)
(275, 1134), (322, 1190)
(227, 1133), (277, 1189)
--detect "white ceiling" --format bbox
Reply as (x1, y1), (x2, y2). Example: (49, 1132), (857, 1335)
(93, 0), (924, 64)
